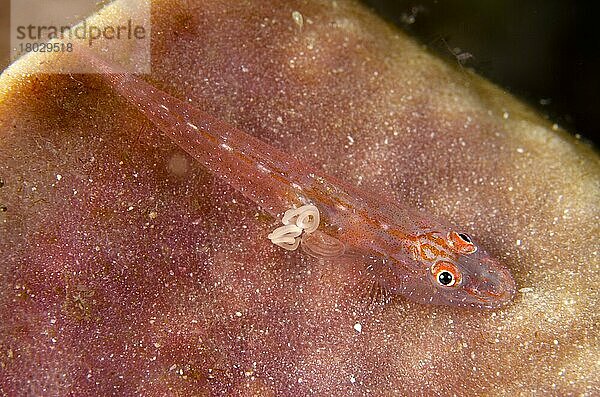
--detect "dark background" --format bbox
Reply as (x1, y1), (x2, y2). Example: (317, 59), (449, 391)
(361, 0), (600, 146)
(0, 0), (598, 146)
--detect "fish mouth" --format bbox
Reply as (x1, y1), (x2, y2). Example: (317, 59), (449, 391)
(463, 267), (516, 308)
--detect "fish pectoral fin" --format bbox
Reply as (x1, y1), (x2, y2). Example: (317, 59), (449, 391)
(362, 278), (393, 310)
(300, 230), (346, 259)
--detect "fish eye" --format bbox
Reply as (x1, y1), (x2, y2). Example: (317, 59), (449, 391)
(431, 261), (462, 287)
(437, 270), (455, 286)
(457, 233), (472, 243)
(448, 231), (477, 254)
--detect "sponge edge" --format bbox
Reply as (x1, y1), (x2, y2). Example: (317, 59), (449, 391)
(0, 0), (151, 94)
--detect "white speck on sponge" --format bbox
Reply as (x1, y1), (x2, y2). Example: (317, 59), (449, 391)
(292, 11), (303, 28)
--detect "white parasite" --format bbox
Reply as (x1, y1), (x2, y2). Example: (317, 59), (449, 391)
(268, 205), (320, 250)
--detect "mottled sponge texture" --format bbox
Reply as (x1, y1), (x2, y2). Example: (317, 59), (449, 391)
(0, 0), (598, 395)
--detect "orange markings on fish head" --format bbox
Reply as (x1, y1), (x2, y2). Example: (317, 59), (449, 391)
(414, 231), (455, 264)
(411, 231), (516, 309)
